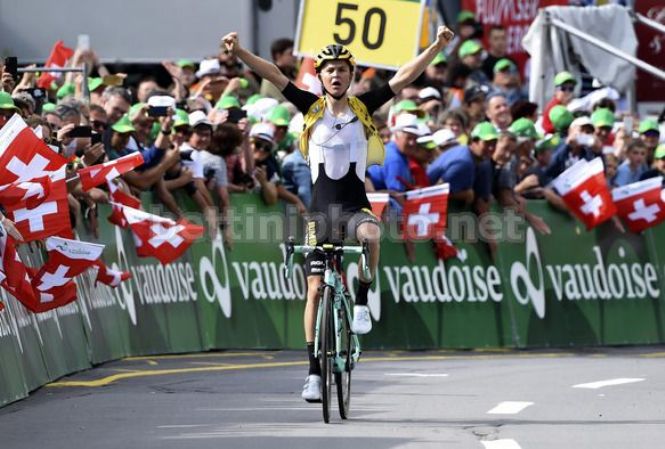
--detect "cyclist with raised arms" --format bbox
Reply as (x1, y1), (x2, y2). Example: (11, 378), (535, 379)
(223, 26), (454, 402)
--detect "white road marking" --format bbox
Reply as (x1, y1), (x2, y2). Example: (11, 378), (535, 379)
(573, 378), (645, 389)
(481, 439), (522, 449)
(384, 373), (449, 378)
(487, 401), (534, 415)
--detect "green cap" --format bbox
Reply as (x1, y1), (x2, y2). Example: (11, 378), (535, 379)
(654, 144), (665, 160)
(246, 94), (263, 106)
(471, 121), (499, 141)
(457, 10), (475, 23)
(177, 59), (196, 69)
(0, 91), (18, 111)
(430, 52), (447, 67)
(591, 108), (615, 128)
(239, 78), (250, 89)
(394, 99), (420, 114)
(554, 71), (576, 87)
(268, 105), (291, 127)
(56, 82), (76, 99)
(111, 114), (136, 133)
(129, 102), (147, 119)
(41, 102), (57, 113)
(459, 40), (483, 58)
(494, 58), (516, 73)
(638, 119), (659, 134)
(509, 118), (538, 139)
(549, 105), (573, 131)
(173, 108), (189, 128)
(534, 134), (560, 154)
(88, 77), (104, 92)
(215, 95), (241, 110)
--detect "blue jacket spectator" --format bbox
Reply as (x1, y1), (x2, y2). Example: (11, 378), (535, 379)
(281, 149), (312, 208)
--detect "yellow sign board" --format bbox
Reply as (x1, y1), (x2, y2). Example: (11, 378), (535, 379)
(295, 0), (427, 70)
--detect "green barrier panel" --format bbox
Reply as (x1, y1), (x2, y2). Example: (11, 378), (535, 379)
(2, 194), (665, 407)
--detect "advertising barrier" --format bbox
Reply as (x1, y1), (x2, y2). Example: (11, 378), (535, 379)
(1, 194), (664, 407)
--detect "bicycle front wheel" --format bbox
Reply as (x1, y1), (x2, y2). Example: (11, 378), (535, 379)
(336, 300), (352, 419)
(319, 286), (333, 424)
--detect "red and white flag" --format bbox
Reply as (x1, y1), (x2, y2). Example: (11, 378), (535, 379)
(93, 259), (131, 288)
(433, 235), (459, 260)
(0, 114), (68, 184)
(402, 184), (450, 240)
(552, 158), (616, 230)
(612, 177), (665, 233)
(37, 40), (75, 89)
(32, 237), (105, 292)
(123, 206), (204, 264)
(295, 57), (322, 95)
(0, 221), (31, 297)
(5, 167), (72, 241)
(107, 182), (142, 228)
(0, 176), (52, 209)
(78, 153), (144, 191)
(366, 192), (389, 221)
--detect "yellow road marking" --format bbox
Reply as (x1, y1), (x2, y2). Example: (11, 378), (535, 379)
(147, 360), (158, 366)
(641, 352), (665, 358)
(47, 352), (577, 389)
(124, 352), (272, 362)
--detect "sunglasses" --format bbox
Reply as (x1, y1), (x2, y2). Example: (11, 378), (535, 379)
(91, 120), (108, 130)
(558, 85), (575, 93)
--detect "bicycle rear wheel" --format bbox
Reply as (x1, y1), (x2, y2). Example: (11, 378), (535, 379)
(319, 286), (333, 423)
(336, 301), (352, 419)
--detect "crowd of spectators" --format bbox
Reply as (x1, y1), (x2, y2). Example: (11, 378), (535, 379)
(0, 10), (663, 248)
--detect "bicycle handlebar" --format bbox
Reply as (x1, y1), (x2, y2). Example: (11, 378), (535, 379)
(282, 237), (370, 280)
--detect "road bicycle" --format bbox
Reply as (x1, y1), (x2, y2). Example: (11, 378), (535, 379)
(283, 237), (369, 423)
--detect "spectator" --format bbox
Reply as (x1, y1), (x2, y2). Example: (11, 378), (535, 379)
(281, 144), (312, 209)
(638, 119), (660, 164)
(542, 71), (577, 134)
(89, 104), (108, 136)
(101, 86), (131, 124)
(549, 105), (574, 136)
(485, 93), (512, 132)
(458, 40), (489, 86)
(212, 122), (251, 194)
(267, 105), (293, 157)
(367, 114), (424, 211)
(508, 117), (539, 158)
(0, 91), (18, 130)
(639, 144), (665, 185)
(261, 38), (297, 101)
(409, 126), (436, 189)
(423, 52), (448, 90)
(545, 113), (596, 179)
(440, 109), (467, 142)
(136, 77), (159, 103)
(510, 100), (539, 122)
(612, 140), (648, 187)
(417, 87), (443, 126)
(459, 84), (489, 132)
(248, 122), (279, 205)
(605, 153), (619, 184)
(591, 108), (615, 147)
(481, 25), (515, 81)
(427, 121), (498, 204)
(431, 128), (460, 152)
(445, 62), (472, 107)
(490, 59), (526, 107)
(517, 134), (560, 196)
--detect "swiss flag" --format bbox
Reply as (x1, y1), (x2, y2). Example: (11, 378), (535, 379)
(552, 158), (616, 230)
(37, 41), (75, 89)
(93, 259), (131, 288)
(5, 167), (72, 241)
(0, 176), (52, 209)
(612, 177), (665, 233)
(366, 192), (389, 221)
(0, 221), (31, 297)
(433, 235), (459, 260)
(402, 184), (450, 240)
(295, 57), (322, 95)
(123, 205), (204, 264)
(0, 114), (68, 184)
(78, 153), (144, 191)
(108, 181), (141, 228)
(27, 282), (78, 314)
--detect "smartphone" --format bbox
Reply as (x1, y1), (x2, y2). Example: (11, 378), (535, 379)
(148, 106), (169, 117)
(227, 108), (247, 124)
(102, 74), (124, 86)
(68, 126), (93, 138)
(4, 56), (17, 79)
(91, 132), (102, 145)
(77, 34), (90, 51)
(20, 87), (46, 100)
(575, 133), (595, 147)
(623, 116), (633, 134)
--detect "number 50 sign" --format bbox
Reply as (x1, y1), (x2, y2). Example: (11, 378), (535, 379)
(294, 0), (427, 70)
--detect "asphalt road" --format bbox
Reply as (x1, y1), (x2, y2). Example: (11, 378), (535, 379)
(1, 347), (664, 449)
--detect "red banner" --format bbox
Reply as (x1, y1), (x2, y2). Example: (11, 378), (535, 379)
(634, 0), (665, 103)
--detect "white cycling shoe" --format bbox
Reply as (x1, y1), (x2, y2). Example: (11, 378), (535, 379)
(301, 374), (322, 402)
(351, 305), (372, 335)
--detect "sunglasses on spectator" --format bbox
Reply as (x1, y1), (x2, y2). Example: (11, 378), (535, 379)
(558, 85), (575, 92)
(252, 140), (272, 152)
(91, 120), (108, 131)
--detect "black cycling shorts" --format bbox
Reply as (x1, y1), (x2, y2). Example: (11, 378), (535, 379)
(303, 208), (379, 277)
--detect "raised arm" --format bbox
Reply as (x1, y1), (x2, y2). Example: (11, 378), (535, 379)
(222, 32), (289, 91)
(389, 26), (454, 93)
